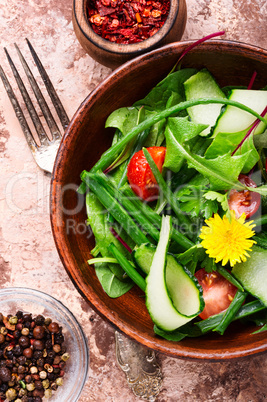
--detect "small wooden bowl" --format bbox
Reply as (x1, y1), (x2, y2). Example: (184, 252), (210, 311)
(72, 0), (187, 69)
(51, 40), (267, 360)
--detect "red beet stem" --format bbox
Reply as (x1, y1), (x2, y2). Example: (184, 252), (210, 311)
(109, 227), (132, 253)
(177, 31), (225, 67)
(247, 71), (257, 90)
(232, 106), (267, 156)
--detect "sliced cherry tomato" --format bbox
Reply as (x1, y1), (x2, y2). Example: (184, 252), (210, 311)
(195, 268), (238, 319)
(127, 146), (166, 201)
(228, 174), (261, 219)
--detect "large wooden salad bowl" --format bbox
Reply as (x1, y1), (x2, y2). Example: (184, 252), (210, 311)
(51, 40), (267, 360)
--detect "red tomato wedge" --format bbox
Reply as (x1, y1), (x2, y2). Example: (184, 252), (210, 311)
(228, 174), (261, 219)
(127, 146), (166, 201)
(195, 268), (238, 319)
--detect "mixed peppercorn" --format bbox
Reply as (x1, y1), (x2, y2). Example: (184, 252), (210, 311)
(0, 311), (69, 401)
(87, 0), (170, 44)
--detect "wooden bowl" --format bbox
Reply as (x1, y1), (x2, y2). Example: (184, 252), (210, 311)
(72, 0), (187, 69)
(51, 40), (267, 360)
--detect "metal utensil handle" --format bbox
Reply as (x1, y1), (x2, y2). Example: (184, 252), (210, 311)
(115, 331), (162, 401)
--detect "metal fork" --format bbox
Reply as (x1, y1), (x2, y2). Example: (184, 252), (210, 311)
(0, 39), (69, 174)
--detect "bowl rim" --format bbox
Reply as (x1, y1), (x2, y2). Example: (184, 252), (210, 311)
(73, 0), (181, 55)
(51, 39), (267, 360)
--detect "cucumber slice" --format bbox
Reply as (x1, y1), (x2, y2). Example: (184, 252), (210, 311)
(232, 246), (267, 306)
(137, 237), (203, 331)
(134, 243), (203, 317)
(184, 69), (226, 136)
(145, 215), (190, 331)
(213, 89), (267, 137)
(133, 243), (156, 275)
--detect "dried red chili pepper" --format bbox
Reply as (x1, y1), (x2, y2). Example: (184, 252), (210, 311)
(87, 0), (170, 44)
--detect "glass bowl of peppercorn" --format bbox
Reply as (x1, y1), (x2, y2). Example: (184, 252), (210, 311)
(72, 0), (187, 69)
(0, 287), (89, 402)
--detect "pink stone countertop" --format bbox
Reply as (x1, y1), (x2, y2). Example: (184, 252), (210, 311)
(0, 0), (267, 401)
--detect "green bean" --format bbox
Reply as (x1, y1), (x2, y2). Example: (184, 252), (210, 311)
(195, 300), (265, 334)
(77, 181), (86, 195)
(143, 147), (192, 228)
(214, 290), (248, 335)
(82, 173), (149, 246)
(216, 266), (244, 292)
(90, 98), (266, 174)
(90, 172), (160, 242)
(99, 173), (193, 249)
(121, 186), (194, 249)
(108, 244), (146, 292)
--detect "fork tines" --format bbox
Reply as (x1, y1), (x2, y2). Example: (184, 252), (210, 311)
(0, 39), (70, 172)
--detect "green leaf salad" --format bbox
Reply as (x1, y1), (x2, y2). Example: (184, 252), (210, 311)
(80, 45), (267, 340)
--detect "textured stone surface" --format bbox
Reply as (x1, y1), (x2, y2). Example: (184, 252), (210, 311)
(0, 0), (266, 401)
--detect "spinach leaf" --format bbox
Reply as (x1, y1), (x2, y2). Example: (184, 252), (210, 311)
(105, 107), (139, 135)
(145, 118), (166, 147)
(86, 192), (134, 281)
(105, 107), (147, 172)
(95, 263), (133, 298)
(134, 68), (197, 111)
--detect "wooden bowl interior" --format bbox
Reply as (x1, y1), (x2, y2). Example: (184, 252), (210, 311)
(51, 41), (267, 360)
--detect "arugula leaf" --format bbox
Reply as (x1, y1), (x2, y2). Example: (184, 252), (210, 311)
(188, 152), (253, 191)
(205, 129), (259, 173)
(165, 119), (254, 190)
(164, 117), (256, 191)
(249, 184), (267, 196)
(164, 116), (207, 172)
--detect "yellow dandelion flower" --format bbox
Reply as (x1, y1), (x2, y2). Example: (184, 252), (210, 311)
(199, 211), (256, 267)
